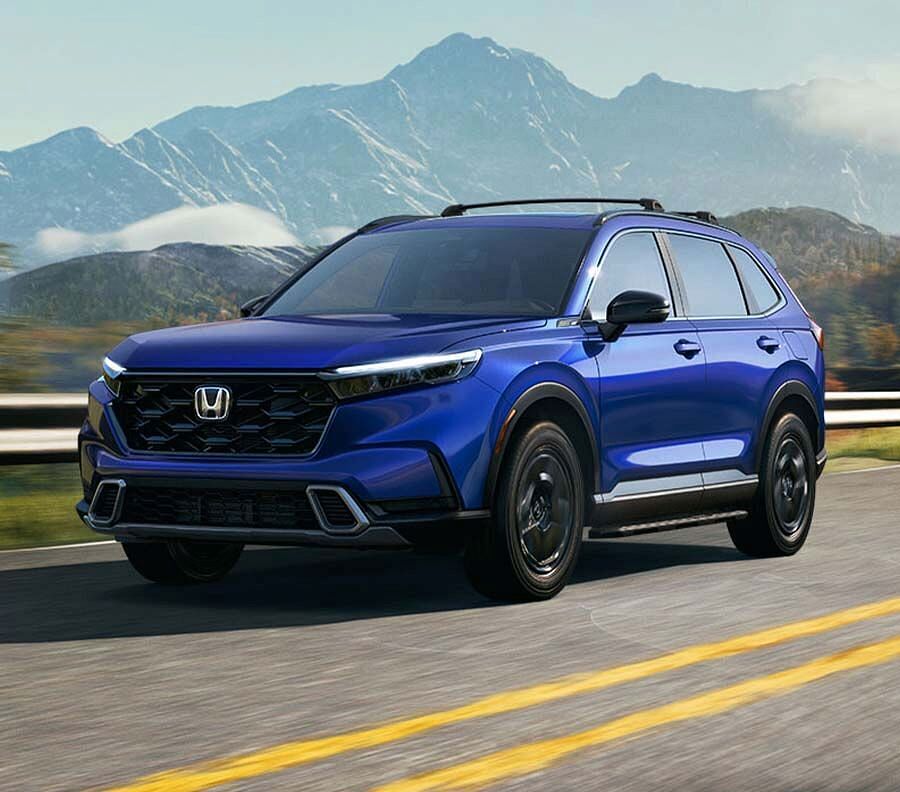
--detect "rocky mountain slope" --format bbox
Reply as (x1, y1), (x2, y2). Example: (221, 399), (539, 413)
(4, 33), (900, 254)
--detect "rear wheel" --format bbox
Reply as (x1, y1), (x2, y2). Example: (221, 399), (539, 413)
(728, 413), (816, 557)
(122, 540), (243, 584)
(465, 421), (584, 601)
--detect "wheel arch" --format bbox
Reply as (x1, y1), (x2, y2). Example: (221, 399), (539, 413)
(757, 379), (822, 470)
(484, 382), (600, 508)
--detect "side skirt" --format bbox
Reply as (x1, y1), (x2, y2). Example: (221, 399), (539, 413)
(586, 509), (749, 540)
(587, 470), (758, 539)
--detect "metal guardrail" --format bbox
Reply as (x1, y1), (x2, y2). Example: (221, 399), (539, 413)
(0, 391), (899, 465)
(823, 391), (900, 430)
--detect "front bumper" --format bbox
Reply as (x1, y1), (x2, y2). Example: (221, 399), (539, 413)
(78, 369), (499, 548)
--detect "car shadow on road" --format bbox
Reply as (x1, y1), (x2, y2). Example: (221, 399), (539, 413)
(0, 536), (743, 643)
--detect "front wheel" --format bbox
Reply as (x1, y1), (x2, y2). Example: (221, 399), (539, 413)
(728, 413), (816, 557)
(465, 420), (584, 601)
(122, 540), (244, 584)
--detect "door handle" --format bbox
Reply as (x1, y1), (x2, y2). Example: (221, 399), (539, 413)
(757, 336), (781, 354)
(674, 339), (702, 358)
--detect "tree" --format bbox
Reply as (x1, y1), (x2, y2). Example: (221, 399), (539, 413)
(867, 323), (900, 366)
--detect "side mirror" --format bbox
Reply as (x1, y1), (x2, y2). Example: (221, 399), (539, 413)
(600, 290), (670, 340)
(240, 294), (269, 318)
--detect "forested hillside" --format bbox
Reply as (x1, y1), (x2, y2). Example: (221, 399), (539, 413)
(726, 207), (900, 368)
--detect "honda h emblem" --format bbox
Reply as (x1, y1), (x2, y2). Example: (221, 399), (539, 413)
(194, 386), (232, 421)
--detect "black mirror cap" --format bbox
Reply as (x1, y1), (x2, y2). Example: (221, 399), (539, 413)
(606, 290), (670, 326)
(240, 294), (269, 318)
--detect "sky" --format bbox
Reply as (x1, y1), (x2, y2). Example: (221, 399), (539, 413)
(2, 0), (900, 151)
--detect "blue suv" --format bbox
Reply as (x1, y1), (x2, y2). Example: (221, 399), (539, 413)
(77, 198), (826, 600)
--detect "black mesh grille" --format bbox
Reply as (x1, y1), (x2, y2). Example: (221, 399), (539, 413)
(113, 376), (335, 455)
(121, 486), (319, 530)
(312, 490), (357, 528)
(91, 483), (121, 519)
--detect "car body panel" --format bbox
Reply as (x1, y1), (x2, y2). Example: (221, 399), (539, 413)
(688, 314), (791, 476)
(108, 314), (545, 372)
(593, 320), (707, 497)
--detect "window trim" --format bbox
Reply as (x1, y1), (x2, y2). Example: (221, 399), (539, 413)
(662, 229), (786, 321)
(582, 228), (681, 322)
(724, 242), (785, 317)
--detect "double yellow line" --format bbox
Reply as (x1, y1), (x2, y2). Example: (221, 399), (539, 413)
(377, 634), (900, 791)
(107, 597), (900, 792)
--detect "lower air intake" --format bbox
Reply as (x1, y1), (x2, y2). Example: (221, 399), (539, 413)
(120, 486), (319, 531)
(89, 480), (125, 526)
(307, 486), (368, 534)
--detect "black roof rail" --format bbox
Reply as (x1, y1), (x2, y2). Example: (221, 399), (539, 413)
(673, 211), (719, 225)
(357, 214), (431, 233)
(440, 197), (663, 217)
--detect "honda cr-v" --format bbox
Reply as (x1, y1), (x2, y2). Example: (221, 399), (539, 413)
(78, 198), (827, 600)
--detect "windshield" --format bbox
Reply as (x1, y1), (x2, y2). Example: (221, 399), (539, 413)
(263, 226), (593, 318)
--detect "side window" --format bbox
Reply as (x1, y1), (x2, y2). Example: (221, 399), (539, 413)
(666, 234), (748, 317)
(588, 233), (672, 321)
(728, 245), (781, 314)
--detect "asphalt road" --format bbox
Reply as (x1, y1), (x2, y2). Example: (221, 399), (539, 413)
(3, 465), (900, 792)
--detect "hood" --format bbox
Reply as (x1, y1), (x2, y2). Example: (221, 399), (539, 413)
(108, 313), (545, 371)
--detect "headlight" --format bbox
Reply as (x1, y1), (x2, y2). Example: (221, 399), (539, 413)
(321, 349), (482, 400)
(101, 356), (125, 397)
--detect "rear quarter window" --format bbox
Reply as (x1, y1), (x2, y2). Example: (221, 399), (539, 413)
(727, 245), (782, 314)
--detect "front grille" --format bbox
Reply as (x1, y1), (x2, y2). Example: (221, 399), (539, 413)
(121, 486), (319, 530)
(113, 376), (335, 455)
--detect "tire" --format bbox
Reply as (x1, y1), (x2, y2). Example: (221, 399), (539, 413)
(465, 420), (584, 601)
(122, 540), (244, 584)
(728, 413), (816, 557)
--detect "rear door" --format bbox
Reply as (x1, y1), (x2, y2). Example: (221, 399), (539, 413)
(663, 232), (790, 504)
(588, 230), (707, 522)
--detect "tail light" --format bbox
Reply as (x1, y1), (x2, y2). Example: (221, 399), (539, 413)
(809, 317), (825, 350)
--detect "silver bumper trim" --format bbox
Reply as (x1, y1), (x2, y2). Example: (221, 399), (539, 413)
(87, 479), (126, 527)
(82, 517), (411, 549)
(307, 484), (370, 535)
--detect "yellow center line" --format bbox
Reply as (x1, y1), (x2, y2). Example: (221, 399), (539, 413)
(104, 597), (900, 792)
(375, 634), (900, 792)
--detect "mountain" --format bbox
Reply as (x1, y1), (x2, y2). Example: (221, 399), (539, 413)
(4, 32), (900, 253)
(0, 243), (315, 325)
(724, 206), (900, 279)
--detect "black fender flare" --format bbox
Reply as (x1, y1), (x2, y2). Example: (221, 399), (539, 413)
(756, 379), (821, 469)
(484, 382), (601, 506)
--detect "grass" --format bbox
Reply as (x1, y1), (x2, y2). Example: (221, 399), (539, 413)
(1, 428), (899, 550)
(0, 464), (98, 550)
(825, 427), (900, 473)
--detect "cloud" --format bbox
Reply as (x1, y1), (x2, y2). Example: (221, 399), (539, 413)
(761, 66), (900, 155)
(35, 203), (299, 260)
(312, 225), (355, 244)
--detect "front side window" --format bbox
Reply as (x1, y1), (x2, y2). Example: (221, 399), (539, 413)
(666, 234), (748, 317)
(263, 226), (593, 318)
(728, 245), (781, 314)
(588, 232), (672, 321)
